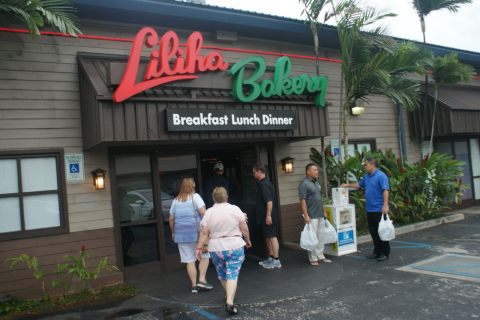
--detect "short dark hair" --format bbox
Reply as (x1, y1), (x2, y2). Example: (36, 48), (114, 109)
(305, 163), (318, 174)
(365, 157), (378, 167)
(252, 162), (266, 173)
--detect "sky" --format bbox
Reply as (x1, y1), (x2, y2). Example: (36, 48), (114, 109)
(206, 0), (480, 53)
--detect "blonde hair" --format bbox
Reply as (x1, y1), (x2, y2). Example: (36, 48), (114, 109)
(177, 177), (196, 202)
(212, 187), (228, 203)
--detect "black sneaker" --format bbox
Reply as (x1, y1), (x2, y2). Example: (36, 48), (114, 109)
(197, 281), (214, 290)
(191, 286), (199, 294)
(376, 255), (389, 262)
(225, 304), (238, 315)
(366, 254), (379, 259)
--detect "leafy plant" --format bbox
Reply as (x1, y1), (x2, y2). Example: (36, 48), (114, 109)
(310, 147), (467, 233)
(6, 246), (119, 300)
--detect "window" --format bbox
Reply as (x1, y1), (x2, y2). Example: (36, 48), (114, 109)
(0, 151), (68, 240)
(336, 140), (376, 158)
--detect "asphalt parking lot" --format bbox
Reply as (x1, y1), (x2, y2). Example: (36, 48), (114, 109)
(45, 209), (480, 320)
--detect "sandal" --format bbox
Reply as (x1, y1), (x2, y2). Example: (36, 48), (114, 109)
(310, 261), (319, 266)
(225, 304), (238, 315)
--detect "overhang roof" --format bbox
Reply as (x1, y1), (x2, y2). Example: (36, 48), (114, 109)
(71, 0), (480, 69)
(431, 86), (480, 111)
(410, 86), (480, 138)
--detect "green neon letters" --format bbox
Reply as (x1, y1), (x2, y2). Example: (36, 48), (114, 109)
(229, 56), (328, 107)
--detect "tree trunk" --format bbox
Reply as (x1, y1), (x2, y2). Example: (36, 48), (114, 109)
(428, 88), (439, 156)
(420, 17), (429, 159)
(343, 102), (349, 158)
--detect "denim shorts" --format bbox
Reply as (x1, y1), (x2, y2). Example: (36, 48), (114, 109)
(210, 248), (245, 281)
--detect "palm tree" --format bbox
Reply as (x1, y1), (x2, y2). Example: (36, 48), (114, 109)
(0, 0), (81, 36)
(427, 54), (474, 155)
(412, 0), (472, 44)
(412, 0), (472, 150)
(334, 1), (425, 161)
(299, 0), (336, 193)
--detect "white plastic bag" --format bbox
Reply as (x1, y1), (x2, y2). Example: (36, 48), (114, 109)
(300, 223), (319, 251)
(378, 214), (395, 241)
(324, 219), (337, 244)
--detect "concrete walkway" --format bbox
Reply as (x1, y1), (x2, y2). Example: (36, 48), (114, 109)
(43, 207), (480, 320)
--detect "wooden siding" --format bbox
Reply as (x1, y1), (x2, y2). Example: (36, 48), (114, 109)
(280, 203), (303, 243)
(0, 228), (122, 299)
(0, 21), (420, 252)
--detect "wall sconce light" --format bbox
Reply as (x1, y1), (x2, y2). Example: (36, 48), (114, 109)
(351, 101), (366, 116)
(91, 168), (107, 190)
(281, 157), (294, 174)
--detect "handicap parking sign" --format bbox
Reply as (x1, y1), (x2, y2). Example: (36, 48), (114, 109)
(69, 163), (79, 173)
(64, 153), (85, 182)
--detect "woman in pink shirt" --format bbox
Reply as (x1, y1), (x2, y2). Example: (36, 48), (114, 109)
(196, 187), (251, 315)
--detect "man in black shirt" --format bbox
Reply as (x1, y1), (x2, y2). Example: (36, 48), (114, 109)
(253, 163), (281, 269)
(204, 162), (229, 208)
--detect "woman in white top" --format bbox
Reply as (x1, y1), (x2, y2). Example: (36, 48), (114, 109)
(169, 177), (213, 293)
(196, 187), (251, 315)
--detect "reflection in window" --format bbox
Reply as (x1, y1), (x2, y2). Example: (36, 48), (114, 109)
(158, 154), (198, 255)
(122, 224), (159, 266)
(115, 155), (155, 223)
(115, 154), (159, 267)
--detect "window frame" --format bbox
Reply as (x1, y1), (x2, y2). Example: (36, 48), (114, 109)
(0, 150), (69, 241)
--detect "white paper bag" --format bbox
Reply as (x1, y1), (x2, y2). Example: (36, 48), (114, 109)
(324, 219), (337, 244)
(300, 224), (319, 251)
(378, 214), (395, 241)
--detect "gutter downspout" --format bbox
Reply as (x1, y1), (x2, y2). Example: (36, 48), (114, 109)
(397, 103), (407, 162)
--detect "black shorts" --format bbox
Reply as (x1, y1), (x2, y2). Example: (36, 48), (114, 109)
(262, 224), (278, 239)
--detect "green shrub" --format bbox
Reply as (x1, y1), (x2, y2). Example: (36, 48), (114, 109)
(7, 246), (119, 299)
(311, 147), (467, 232)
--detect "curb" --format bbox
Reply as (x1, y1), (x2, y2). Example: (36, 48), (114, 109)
(283, 213), (465, 250)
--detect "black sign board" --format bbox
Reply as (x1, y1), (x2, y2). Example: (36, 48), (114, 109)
(166, 109), (297, 132)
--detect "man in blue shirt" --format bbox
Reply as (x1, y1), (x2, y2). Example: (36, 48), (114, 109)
(342, 157), (390, 262)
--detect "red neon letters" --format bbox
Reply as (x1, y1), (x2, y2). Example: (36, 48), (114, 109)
(112, 27), (229, 103)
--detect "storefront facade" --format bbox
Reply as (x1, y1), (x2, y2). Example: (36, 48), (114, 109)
(1, 0), (479, 298)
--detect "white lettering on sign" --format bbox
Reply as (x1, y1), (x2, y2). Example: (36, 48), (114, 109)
(262, 114), (294, 125)
(231, 113), (261, 125)
(172, 113), (294, 127)
(172, 113), (229, 126)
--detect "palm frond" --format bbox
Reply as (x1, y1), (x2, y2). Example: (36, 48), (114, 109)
(412, 0), (472, 17)
(0, 0), (81, 35)
(430, 53), (475, 87)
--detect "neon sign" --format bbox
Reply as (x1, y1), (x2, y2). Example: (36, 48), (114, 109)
(229, 56), (328, 107)
(113, 28), (328, 107)
(112, 27), (229, 103)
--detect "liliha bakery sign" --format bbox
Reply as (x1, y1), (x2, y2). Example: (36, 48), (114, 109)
(112, 27), (328, 131)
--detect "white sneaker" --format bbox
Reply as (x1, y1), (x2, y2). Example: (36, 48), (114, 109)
(263, 259), (282, 269)
(319, 258), (332, 263)
(259, 257), (273, 266)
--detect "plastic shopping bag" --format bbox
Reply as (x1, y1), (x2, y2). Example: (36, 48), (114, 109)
(300, 223), (319, 251)
(378, 214), (395, 241)
(324, 219), (337, 244)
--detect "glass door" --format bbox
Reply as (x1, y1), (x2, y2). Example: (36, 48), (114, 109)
(455, 141), (473, 200)
(157, 154), (199, 270)
(114, 154), (160, 267)
(470, 139), (480, 200)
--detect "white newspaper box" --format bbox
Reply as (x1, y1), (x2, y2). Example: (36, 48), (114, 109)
(324, 204), (357, 256)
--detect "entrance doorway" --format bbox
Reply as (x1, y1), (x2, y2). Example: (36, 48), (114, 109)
(112, 143), (277, 272)
(199, 145), (270, 257)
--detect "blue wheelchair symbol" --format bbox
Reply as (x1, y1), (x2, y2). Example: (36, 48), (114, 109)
(69, 163), (79, 173)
